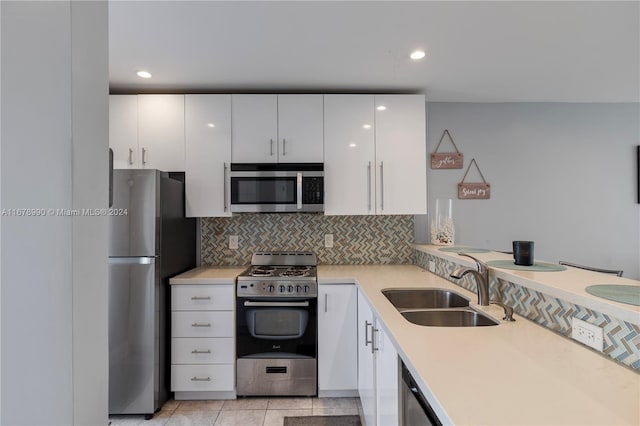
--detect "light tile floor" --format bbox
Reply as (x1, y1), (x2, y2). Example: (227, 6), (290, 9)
(109, 397), (363, 426)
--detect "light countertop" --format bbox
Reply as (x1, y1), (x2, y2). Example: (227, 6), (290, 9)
(318, 264), (639, 426)
(169, 266), (246, 285)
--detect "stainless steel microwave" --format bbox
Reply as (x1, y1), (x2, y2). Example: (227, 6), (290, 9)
(230, 163), (324, 213)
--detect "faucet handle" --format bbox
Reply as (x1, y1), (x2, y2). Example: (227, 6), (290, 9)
(490, 300), (516, 322)
(457, 253), (488, 273)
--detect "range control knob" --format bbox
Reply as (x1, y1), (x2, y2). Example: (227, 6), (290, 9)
(287, 285), (294, 293)
(295, 285), (301, 293)
(303, 285), (310, 293)
(267, 285), (275, 293)
(278, 285), (285, 293)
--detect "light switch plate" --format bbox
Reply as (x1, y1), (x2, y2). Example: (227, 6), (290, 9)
(229, 235), (239, 250)
(571, 317), (603, 352)
(324, 234), (334, 248)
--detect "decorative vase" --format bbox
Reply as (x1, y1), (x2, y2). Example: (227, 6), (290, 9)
(431, 198), (455, 245)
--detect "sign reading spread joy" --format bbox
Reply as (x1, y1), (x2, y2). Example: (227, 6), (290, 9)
(431, 129), (463, 169)
(458, 158), (491, 200)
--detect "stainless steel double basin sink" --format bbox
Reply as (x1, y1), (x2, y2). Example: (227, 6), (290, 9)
(382, 288), (499, 327)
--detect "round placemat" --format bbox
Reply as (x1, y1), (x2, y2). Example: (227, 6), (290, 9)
(486, 259), (567, 272)
(438, 246), (490, 253)
(585, 285), (640, 307)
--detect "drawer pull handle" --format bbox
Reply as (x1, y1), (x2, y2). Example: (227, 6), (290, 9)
(190, 296), (211, 300)
(190, 376), (211, 382)
(191, 349), (211, 354)
(191, 323), (211, 327)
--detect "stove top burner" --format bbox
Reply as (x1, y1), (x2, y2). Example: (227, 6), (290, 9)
(250, 269), (274, 277)
(288, 265), (311, 272)
(280, 270), (309, 277)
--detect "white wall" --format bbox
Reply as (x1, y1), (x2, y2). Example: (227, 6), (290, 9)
(426, 102), (640, 279)
(1, 1), (108, 424)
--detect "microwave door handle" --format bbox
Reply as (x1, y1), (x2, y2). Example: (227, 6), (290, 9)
(297, 172), (303, 210)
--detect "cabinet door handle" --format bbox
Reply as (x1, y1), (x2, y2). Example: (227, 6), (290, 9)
(128, 148), (134, 165)
(190, 376), (211, 382)
(379, 162), (384, 212)
(364, 320), (373, 347)
(191, 349), (211, 354)
(282, 138), (286, 156)
(324, 293), (328, 313)
(367, 162), (372, 212)
(190, 296), (211, 300)
(191, 323), (211, 327)
(372, 327), (379, 354)
(270, 139), (274, 156)
(142, 147), (148, 165)
(223, 162), (228, 212)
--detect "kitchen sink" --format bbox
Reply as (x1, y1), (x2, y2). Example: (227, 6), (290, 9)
(401, 309), (499, 327)
(382, 288), (470, 310)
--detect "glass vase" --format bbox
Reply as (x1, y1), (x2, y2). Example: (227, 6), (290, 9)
(430, 198), (455, 245)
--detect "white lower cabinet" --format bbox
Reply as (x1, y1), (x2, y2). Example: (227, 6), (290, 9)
(358, 289), (399, 426)
(170, 284), (236, 399)
(318, 283), (358, 396)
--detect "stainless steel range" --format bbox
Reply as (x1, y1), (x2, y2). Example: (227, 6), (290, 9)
(236, 252), (318, 396)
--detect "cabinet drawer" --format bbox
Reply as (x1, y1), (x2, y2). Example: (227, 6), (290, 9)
(171, 285), (235, 311)
(172, 337), (234, 364)
(171, 364), (235, 392)
(171, 311), (234, 337)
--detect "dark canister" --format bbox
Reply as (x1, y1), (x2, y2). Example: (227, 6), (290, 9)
(513, 241), (534, 266)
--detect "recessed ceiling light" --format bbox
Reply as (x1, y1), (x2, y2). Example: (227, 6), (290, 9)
(362, 124), (372, 130)
(207, 123), (216, 128)
(376, 105), (387, 111)
(349, 143), (357, 148)
(410, 50), (426, 60)
(136, 70), (152, 79)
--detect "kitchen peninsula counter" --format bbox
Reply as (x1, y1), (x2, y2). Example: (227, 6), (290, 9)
(414, 244), (640, 325)
(318, 264), (640, 426)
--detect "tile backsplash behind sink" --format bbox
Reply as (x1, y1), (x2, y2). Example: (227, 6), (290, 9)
(200, 214), (414, 266)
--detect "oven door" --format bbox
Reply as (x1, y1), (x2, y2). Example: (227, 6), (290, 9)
(236, 298), (317, 358)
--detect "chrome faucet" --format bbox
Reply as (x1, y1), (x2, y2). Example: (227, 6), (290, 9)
(449, 253), (515, 321)
(450, 253), (490, 306)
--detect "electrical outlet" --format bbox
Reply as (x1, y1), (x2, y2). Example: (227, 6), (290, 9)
(229, 235), (239, 250)
(428, 260), (436, 273)
(571, 317), (604, 352)
(324, 234), (334, 248)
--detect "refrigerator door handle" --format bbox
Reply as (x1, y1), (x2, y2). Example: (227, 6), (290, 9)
(108, 257), (157, 265)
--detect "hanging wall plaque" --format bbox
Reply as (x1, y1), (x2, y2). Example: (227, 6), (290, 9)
(431, 129), (463, 169)
(458, 158), (491, 199)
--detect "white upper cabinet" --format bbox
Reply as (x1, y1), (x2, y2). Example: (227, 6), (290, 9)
(110, 95), (186, 172)
(277, 95), (324, 162)
(138, 95), (185, 171)
(185, 95), (232, 217)
(231, 94), (323, 163)
(109, 95), (139, 168)
(374, 95), (427, 215)
(324, 95), (376, 215)
(231, 95), (278, 163)
(324, 94), (426, 215)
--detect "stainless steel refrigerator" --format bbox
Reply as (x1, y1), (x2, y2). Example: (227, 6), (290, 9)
(108, 169), (195, 417)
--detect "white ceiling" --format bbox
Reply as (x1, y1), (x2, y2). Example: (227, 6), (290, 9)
(109, 1), (640, 102)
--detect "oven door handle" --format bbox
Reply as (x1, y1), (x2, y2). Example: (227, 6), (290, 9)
(243, 301), (309, 307)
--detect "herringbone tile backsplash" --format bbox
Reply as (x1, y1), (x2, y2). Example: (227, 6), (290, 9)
(201, 214), (414, 266)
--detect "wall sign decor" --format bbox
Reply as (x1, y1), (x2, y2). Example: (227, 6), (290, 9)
(431, 129), (463, 169)
(458, 158), (490, 199)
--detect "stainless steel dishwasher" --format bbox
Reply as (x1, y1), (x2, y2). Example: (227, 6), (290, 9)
(401, 362), (442, 426)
